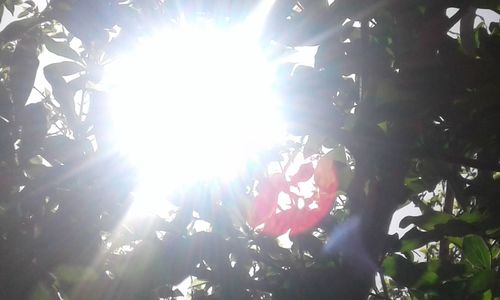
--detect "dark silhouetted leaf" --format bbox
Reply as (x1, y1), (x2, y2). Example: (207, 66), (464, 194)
(44, 61), (84, 77)
(43, 36), (81, 62)
(0, 15), (40, 43)
(4, 0), (15, 15)
(9, 35), (39, 111)
(303, 134), (323, 158)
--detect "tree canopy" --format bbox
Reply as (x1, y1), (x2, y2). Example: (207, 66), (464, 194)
(1, 0), (500, 299)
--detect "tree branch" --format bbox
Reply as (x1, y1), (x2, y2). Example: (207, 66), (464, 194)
(439, 180), (454, 260)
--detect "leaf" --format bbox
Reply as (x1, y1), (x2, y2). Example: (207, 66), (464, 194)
(377, 121), (389, 133)
(292, 233), (323, 257)
(0, 16), (40, 42)
(44, 61), (84, 77)
(400, 211), (452, 231)
(5, 0), (15, 15)
(290, 162), (314, 185)
(335, 163), (353, 192)
(400, 239), (421, 252)
(382, 254), (424, 287)
(328, 145), (347, 164)
(43, 66), (78, 129)
(263, 208), (299, 236)
(17, 8), (31, 18)
(157, 286), (184, 298)
(314, 149), (345, 194)
(248, 174), (287, 228)
(173, 289), (184, 297)
(303, 134), (323, 158)
(463, 235), (491, 270)
(382, 255), (397, 277)
(24, 155), (51, 180)
(482, 289), (493, 300)
(376, 79), (418, 105)
(10, 36), (39, 109)
(469, 270), (495, 295)
(0, 81), (11, 120)
(404, 177), (427, 193)
(29, 155), (52, 167)
(42, 135), (86, 164)
(415, 271), (439, 288)
(458, 211), (486, 224)
(44, 36), (81, 61)
(447, 236), (463, 248)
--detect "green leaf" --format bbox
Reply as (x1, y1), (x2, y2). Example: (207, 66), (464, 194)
(43, 36), (81, 62)
(469, 270), (495, 295)
(404, 177), (427, 193)
(463, 235), (491, 270)
(458, 211), (485, 224)
(382, 255), (397, 277)
(415, 271), (439, 288)
(492, 246), (500, 260)
(400, 239), (420, 252)
(447, 236), (463, 248)
(377, 121), (389, 133)
(382, 254), (424, 287)
(483, 289), (493, 300)
(400, 211), (452, 231)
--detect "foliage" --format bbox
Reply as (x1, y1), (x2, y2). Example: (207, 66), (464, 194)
(1, 0), (500, 299)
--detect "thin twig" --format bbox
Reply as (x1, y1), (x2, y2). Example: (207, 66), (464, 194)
(78, 88), (86, 121)
(439, 180), (454, 260)
(369, 292), (390, 300)
(447, 0), (475, 30)
(33, 86), (45, 98)
(379, 271), (390, 300)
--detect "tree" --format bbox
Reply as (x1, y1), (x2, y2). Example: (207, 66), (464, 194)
(1, 0), (500, 299)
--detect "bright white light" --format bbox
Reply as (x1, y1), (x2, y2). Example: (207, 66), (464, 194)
(105, 17), (285, 213)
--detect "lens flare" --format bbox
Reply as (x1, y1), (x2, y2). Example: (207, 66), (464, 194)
(104, 20), (285, 214)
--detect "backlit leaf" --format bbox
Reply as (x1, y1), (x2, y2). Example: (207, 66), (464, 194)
(463, 235), (491, 270)
(290, 162), (314, 185)
(314, 150), (340, 194)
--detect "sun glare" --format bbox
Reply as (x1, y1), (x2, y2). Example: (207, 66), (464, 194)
(105, 8), (285, 214)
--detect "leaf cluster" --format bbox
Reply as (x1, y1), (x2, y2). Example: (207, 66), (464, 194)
(1, 0), (500, 300)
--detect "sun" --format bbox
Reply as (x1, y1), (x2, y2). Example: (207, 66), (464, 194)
(104, 4), (286, 214)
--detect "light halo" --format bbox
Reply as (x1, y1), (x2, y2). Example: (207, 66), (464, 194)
(104, 18), (286, 214)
